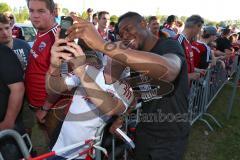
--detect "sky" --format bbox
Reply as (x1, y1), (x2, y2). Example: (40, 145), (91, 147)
(1, 0), (239, 21)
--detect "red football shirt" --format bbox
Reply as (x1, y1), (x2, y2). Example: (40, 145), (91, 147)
(175, 34), (195, 73)
(191, 41), (211, 69)
(25, 25), (58, 107)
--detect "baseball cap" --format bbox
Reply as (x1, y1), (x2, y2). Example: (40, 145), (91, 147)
(204, 26), (218, 35)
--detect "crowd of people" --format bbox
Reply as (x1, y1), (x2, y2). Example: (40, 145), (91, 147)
(0, 0), (240, 160)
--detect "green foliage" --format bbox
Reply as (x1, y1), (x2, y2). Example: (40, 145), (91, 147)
(159, 15), (167, 24)
(144, 15), (167, 25)
(180, 16), (188, 23)
(110, 15), (118, 23)
(219, 21), (226, 27)
(0, 3), (29, 23)
(13, 6), (29, 23)
(224, 20), (240, 28)
(0, 3), (11, 13)
(81, 11), (88, 20)
(205, 19), (218, 27)
(62, 8), (69, 16)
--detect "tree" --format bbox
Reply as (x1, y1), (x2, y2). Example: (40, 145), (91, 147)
(219, 21), (226, 27)
(110, 15), (118, 23)
(160, 15), (167, 24)
(81, 11), (88, 20)
(0, 3), (12, 13)
(13, 6), (29, 23)
(205, 21), (218, 26)
(180, 16), (188, 23)
(62, 8), (69, 16)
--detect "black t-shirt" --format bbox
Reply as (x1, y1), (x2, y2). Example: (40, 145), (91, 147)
(0, 45), (24, 122)
(216, 37), (232, 52)
(138, 38), (190, 138)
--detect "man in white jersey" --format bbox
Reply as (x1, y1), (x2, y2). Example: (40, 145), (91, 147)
(45, 29), (134, 159)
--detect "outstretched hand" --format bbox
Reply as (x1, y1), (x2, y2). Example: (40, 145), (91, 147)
(66, 16), (105, 52)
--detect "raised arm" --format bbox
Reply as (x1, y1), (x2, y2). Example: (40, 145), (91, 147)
(103, 45), (182, 82)
(49, 30), (132, 116)
(66, 18), (182, 82)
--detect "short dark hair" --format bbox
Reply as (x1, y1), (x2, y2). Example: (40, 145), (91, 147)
(110, 21), (115, 26)
(166, 15), (176, 24)
(93, 13), (97, 19)
(98, 11), (109, 19)
(27, 0), (55, 13)
(0, 14), (10, 24)
(185, 15), (204, 28)
(148, 16), (158, 24)
(87, 8), (93, 13)
(118, 12), (144, 25)
(221, 28), (231, 36)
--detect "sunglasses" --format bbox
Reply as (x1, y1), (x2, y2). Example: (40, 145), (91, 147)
(8, 16), (14, 20)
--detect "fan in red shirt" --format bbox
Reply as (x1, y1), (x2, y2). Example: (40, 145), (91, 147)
(175, 33), (195, 73)
(191, 41), (208, 69)
(25, 0), (58, 123)
(191, 26), (219, 69)
(175, 15), (204, 81)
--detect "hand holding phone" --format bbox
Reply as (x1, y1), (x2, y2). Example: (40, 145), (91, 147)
(59, 16), (73, 77)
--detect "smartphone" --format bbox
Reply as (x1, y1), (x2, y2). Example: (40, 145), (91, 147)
(59, 16), (73, 52)
(59, 16), (73, 77)
(59, 16), (73, 39)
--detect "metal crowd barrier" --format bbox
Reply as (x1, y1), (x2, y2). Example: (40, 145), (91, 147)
(227, 53), (240, 119)
(0, 129), (31, 160)
(188, 55), (239, 131)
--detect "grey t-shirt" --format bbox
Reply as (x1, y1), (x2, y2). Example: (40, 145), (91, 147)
(12, 38), (31, 71)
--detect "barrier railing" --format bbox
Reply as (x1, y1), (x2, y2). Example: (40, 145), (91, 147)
(0, 130), (31, 159)
(188, 55), (239, 130)
(227, 53), (240, 119)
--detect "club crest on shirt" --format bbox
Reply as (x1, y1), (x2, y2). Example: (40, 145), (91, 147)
(38, 41), (47, 52)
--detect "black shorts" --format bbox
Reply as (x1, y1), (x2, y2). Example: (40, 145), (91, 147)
(135, 126), (189, 160)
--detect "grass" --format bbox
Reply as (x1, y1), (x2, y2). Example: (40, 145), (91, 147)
(184, 85), (240, 160)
